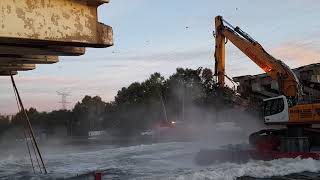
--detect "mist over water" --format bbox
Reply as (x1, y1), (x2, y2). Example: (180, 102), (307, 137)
(0, 95), (283, 180)
(1, 140), (319, 180)
(0, 71), (316, 180)
(0, 107), (264, 178)
(0, 111), (318, 180)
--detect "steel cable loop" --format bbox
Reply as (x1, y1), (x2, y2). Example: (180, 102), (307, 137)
(30, 133), (43, 174)
(12, 86), (36, 173)
(10, 73), (47, 174)
(23, 129), (36, 173)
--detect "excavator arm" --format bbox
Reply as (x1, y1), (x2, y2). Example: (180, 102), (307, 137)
(214, 16), (301, 98)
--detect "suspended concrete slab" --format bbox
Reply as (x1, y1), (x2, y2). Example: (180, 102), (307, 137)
(0, 55), (58, 64)
(0, 0), (113, 48)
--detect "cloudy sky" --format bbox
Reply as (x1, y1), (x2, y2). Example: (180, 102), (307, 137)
(1, 0), (319, 114)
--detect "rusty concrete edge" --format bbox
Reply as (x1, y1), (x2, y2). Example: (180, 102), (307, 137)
(97, 23), (114, 47)
(0, 45), (85, 56)
(0, 64), (36, 71)
(0, 24), (113, 48)
(76, 0), (110, 6)
(0, 60), (58, 65)
(0, 71), (17, 76)
(0, 56), (59, 64)
(0, 62), (56, 65)
(0, 55), (58, 59)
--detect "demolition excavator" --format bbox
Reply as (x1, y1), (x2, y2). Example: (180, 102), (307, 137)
(207, 15), (320, 161)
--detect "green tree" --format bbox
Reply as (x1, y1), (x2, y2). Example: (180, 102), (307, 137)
(0, 115), (10, 135)
(72, 96), (106, 136)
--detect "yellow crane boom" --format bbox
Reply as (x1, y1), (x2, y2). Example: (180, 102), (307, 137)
(214, 16), (301, 98)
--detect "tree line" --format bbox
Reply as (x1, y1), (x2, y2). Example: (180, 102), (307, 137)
(0, 67), (239, 138)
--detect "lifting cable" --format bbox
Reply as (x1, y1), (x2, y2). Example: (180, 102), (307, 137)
(23, 129), (36, 173)
(31, 134), (43, 174)
(11, 75), (43, 174)
(10, 73), (47, 174)
(13, 87), (35, 173)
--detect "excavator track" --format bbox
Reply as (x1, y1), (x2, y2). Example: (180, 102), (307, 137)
(195, 127), (320, 165)
(248, 127), (320, 159)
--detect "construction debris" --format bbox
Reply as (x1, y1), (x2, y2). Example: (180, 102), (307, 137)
(233, 63), (320, 102)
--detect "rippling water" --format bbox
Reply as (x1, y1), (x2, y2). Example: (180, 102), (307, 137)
(1, 140), (320, 180)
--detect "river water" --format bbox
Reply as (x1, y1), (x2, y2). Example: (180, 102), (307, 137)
(1, 140), (320, 180)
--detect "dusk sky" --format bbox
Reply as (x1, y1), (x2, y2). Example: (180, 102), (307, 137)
(1, 0), (319, 114)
